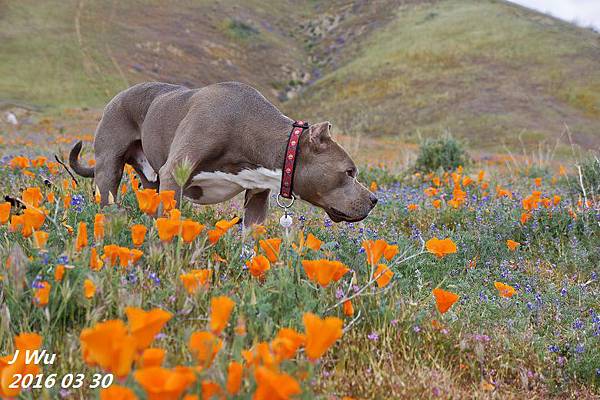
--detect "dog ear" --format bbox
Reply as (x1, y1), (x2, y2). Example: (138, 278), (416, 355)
(308, 121), (331, 150)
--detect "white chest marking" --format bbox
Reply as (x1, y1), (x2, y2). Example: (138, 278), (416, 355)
(188, 168), (281, 204)
(135, 152), (158, 182)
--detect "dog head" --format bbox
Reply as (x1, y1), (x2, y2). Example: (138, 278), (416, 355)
(294, 121), (377, 222)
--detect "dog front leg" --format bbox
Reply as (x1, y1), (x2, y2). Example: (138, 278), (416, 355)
(158, 164), (182, 206)
(243, 189), (270, 227)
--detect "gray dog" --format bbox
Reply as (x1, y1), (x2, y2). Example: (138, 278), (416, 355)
(69, 82), (377, 226)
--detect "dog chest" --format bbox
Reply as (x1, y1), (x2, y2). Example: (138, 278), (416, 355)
(187, 168), (280, 204)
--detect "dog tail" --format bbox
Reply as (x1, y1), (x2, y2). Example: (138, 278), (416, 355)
(69, 141), (95, 178)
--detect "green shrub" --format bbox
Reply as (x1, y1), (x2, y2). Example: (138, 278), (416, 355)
(414, 135), (468, 172)
(226, 19), (259, 40)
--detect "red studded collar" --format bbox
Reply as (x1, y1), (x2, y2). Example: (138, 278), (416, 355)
(279, 120), (309, 199)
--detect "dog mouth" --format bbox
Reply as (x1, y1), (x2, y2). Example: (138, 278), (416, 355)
(327, 207), (368, 223)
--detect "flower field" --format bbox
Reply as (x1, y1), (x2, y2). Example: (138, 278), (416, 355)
(0, 131), (598, 399)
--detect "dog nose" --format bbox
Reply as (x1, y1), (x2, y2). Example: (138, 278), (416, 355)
(369, 194), (378, 206)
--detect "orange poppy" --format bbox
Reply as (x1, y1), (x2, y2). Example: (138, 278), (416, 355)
(131, 224), (147, 247)
(84, 279), (96, 299)
(303, 312), (343, 360)
(134, 366), (196, 400)
(343, 300), (354, 317)
(496, 185), (512, 198)
(534, 177), (542, 187)
(11, 208), (45, 237)
(22, 187), (43, 207)
(99, 385), (138, 400)
(158, 190), (177, 212)
(0, 333), (43, 398)
(447, 198), (461, 208)
(139, 348), (166, 368)
(201, 380), (222, 399)
(370, 181), (378, 192)
(188, 331), (222, 368)
(33, 230), (49, 249)
(169, 209), (181, 221)
(9, 156), (30, 169)
(432, 199), (442, 209)
(254, 366), (301, 400)
(118, 246), (133, 268)
(80, 320), (136, 378)
(407, 204), (419, 211)
(242, 342), (276, 369)
(271, 328), (305, 362)
(31, 156), (47, 167)
(462, 176), (473, 186)
(301, 259), (350, 287)
(541, 198), (552, 208)
(156, 217), (180, 242)
(103, 244), (120, 266)
(125, 307), (173, 352)
(25, 208), (46, 229)
(34, 281), (51, 306)
(54, 264), (65, 282)
(553, 195), (561, 206)
(90, 247), (104, 271)
(75, 222), (88, 251)
(181, 220), (205, 244)
(478, 170), (485, 182)
(130, 248), (143, 264)
(520, 212), (531, 225)
(506, 240), (520, 251)
(131, 176), (140, 192)
(136, 189), (161, 215)
(94, 214), (106, 241)
(0, 202), (10, 224)
(424, 187), (438, 197)
(63, 193), (71, 209)
(179, 269), (212, 294)
(246, 255), (270, 279)
(259, 238), (282, 262)
(362, 239), (387, 266)
(305, 233), (322, 251)
(226, 361), (243, 395)
(432, 288), (459, 314)
(494, 281), (516, 298)
(425, 237), (457, 258)
(374, 264), (393, 288)
(383, 244), (398, 261)
(207, 217), (240, 244)
(209, 296), (235, 335)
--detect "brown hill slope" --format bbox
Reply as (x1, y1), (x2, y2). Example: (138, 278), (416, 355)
(0, 0), (598, 151)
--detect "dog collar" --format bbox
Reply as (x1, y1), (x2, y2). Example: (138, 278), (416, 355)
(279, 120), (309, 201)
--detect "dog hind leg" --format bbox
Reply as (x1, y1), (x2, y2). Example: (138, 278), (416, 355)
(95, 155), (125, 206)
(93, 102), (141, 205)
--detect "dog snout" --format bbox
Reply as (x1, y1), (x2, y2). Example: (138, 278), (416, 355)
(369, 193), (378, 207)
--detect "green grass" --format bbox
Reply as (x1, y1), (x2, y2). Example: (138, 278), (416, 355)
(0, 130), (598, 398)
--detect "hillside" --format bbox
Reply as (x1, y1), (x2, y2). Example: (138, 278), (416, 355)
(0, 0), (599, 151)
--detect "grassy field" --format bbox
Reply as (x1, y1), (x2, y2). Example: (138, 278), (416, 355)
(0, 121), (598, 398)
(0, 0), (599, 398)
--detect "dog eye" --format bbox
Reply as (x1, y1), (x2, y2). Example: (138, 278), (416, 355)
(345, 168), (356, 178)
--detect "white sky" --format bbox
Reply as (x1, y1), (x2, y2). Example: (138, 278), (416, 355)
(506, 0), (600, 31)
